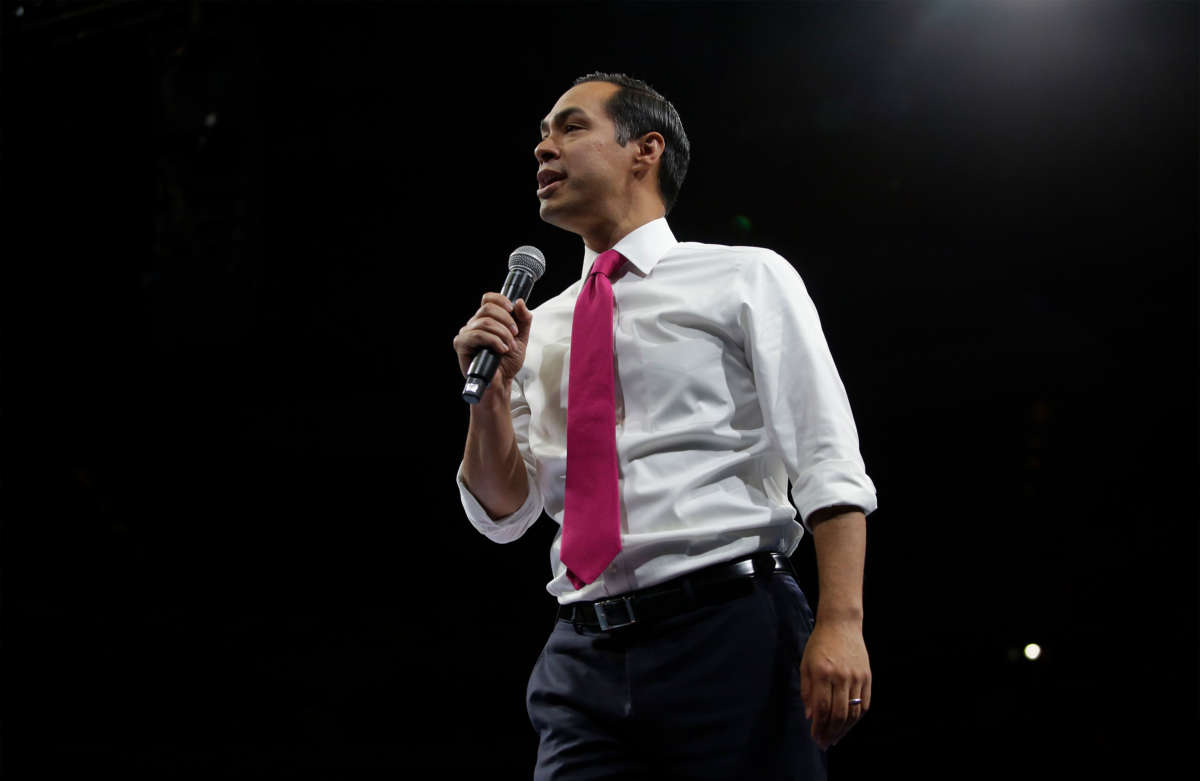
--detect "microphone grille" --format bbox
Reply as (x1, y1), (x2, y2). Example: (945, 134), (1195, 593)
(509, 245), (546, 280)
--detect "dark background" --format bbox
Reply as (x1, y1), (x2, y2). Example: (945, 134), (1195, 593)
(4, 0), (1196, 776)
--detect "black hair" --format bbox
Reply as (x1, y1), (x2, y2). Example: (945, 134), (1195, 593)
(571, 72), (691, 215)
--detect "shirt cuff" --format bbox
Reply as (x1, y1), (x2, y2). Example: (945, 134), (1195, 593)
(791, 459), (878, 533)
(455, 460), (542, 543)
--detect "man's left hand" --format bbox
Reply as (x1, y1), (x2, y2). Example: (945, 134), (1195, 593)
(799, 617), (871, 750)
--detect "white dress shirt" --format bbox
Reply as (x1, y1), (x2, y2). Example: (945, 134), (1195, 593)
(456, 217), (877, 605)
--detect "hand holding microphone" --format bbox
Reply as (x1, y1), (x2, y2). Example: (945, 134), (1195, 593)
(455, 246), (545, 404)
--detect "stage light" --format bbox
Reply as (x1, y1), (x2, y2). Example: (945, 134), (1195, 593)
(1023, 643), (1042, 661)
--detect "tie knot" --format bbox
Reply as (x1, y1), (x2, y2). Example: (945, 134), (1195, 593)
(592, 249), (625, 280)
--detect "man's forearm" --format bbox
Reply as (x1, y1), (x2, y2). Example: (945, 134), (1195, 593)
(461, 384), (529, 520)
(807, 505), (867, 625)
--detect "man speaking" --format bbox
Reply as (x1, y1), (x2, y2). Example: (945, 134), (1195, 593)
(452, 72), (877, 780)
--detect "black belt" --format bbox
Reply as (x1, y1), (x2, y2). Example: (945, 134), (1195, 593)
(557, 552), (794, 631)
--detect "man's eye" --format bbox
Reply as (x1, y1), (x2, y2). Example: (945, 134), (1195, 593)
(537, 126), (581, 143)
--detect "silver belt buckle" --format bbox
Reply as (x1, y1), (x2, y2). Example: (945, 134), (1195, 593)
(594, 595), (637, 630)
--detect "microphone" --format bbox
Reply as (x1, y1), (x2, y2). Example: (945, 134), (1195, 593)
(462, 245), (546, 404)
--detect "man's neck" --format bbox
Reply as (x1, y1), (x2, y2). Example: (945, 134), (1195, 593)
(582, 210), (665, 254)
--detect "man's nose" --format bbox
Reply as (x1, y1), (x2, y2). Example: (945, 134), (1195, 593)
(534, 138), (558, 164)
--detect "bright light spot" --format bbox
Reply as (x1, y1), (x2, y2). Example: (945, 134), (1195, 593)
(1023, 643), (1042, 660)
(15, 6), (25, 17)
(205, 112), (218, 128)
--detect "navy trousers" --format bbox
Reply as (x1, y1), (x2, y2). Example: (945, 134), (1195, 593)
(525, 570), (828, 780)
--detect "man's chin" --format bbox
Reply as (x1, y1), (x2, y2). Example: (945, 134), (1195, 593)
(537, 199), (573, 229)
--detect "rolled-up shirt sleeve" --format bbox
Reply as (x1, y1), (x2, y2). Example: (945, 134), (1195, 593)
(455, 376), (545, 543)
(738, 249), (878, 532)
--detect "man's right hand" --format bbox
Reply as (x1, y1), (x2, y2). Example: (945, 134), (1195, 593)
(456, 292), (534, 517)
(453, 292), (534, 397)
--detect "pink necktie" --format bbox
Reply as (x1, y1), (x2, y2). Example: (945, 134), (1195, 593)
(562, 249), (625, 589)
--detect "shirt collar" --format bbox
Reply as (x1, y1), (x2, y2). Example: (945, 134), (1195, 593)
(580, 217), (678, 280)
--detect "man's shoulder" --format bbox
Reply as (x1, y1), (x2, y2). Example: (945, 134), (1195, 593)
(667, 241), (812, 310)
(665, 241), (794, 279)
(676, 239), (787, 261)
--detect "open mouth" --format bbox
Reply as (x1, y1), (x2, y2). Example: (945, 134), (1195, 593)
(537, 178), (565, 198)
(537, 169), (566, 197)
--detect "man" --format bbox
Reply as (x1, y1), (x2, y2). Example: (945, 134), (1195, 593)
(452, 72), (876, 780)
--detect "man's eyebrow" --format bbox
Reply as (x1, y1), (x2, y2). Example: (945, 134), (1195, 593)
(539, 107), (587, 137)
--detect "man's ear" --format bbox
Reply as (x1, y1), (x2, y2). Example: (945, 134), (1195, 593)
(633, 131), (665, 171)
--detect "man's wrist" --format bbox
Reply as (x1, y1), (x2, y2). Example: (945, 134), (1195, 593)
(815, 604), (864, 627)
(472, 379), (510, 415)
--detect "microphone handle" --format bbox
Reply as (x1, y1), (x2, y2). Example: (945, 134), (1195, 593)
(462, 268), (537, 404)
